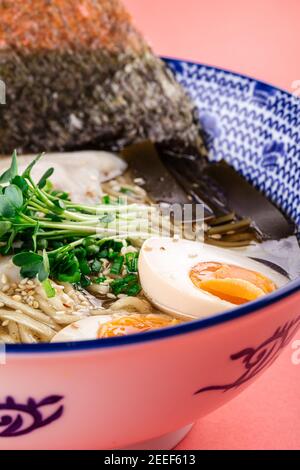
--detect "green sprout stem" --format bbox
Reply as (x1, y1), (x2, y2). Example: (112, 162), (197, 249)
(0, 151), (161, 297)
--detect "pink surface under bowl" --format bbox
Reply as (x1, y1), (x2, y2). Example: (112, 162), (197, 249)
(0, 59), (300, 450)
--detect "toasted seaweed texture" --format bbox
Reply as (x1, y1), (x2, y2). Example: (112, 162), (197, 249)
(0, 0), (204, 155)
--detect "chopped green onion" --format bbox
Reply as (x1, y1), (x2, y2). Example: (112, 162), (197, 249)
(102, 195), (110, 204)
(91, 259), (102, 273)
(94, 276), (107, 284)
(110, 274), (140, 296)
(126, 283), (142, 296)
(125, 252), (138, 273)
(110, 255), (124, 275)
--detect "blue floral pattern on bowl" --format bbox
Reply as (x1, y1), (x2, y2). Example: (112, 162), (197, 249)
(165, 59), (300, 226)
(0, 395), (64, 437)
(260, 141), (285, 171)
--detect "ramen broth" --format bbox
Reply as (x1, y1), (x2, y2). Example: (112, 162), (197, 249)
(0, 152), (298, 344)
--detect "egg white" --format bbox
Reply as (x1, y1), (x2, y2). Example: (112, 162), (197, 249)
(51, 315), (115, 343)
(138, 237), (288, 319)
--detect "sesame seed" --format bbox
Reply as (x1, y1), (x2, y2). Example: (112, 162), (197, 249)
(33, 301), (39, 309)
(12, 295), (22, 302)
(2, 320), (9, 327)
(1, 274), (7, 284)
(2, 284), (10, 292)
(0, 302), (4, 308)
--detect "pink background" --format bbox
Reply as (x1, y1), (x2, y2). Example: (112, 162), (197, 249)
(124, 0), (300, 450)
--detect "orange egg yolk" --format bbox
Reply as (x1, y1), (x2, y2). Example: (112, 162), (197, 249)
(97, 314), (181, 338)
(190, 262), (276, 305)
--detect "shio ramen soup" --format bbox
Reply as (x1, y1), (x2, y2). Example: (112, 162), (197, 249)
(0, 0), (298, 346)
(0, 151), (294, 344)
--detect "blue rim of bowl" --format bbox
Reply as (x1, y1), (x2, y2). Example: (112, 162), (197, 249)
(6, 58), (300, 354)
(163, 56), (297, 98)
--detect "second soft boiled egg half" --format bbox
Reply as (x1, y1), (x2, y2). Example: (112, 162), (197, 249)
(138, 237), (288, 319)
(51, 313), (181, 342)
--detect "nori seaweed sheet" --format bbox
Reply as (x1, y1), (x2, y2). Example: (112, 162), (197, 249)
(0, 0), (205, 155)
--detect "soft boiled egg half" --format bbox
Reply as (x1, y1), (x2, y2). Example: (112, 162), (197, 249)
(138, 237), (288, 319)
(51, 313), (181, 342)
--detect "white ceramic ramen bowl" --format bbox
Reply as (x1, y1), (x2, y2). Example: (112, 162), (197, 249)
(0, 59), (299, 449)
